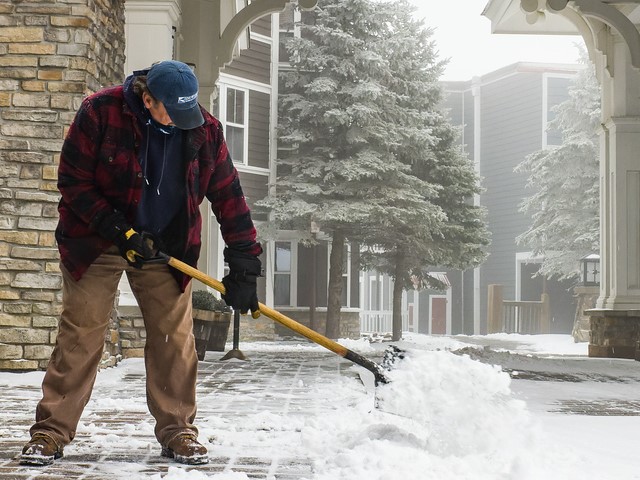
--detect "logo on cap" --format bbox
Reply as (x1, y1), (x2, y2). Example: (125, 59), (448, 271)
(178, 93), (198, 104)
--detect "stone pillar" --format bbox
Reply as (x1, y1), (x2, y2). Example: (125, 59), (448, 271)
(0, 0), (125, 370)
(588, 31), (640, 358)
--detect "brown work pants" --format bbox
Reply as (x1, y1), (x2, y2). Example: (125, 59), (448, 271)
(30, 248), (199, 447)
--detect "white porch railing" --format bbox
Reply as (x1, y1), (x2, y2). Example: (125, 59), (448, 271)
(360, 310), (393, 334)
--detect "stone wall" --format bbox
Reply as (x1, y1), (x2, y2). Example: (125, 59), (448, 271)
(589, 311), (640, 359)
(115, 307), (363, 353)
(572, 286), (598, 343)
(0, 0), (125, 370)
(272, 308), (361, 341)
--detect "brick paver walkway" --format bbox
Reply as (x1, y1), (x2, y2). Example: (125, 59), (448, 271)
(0, 347), (364, 479)
(1, 338), (640, 479)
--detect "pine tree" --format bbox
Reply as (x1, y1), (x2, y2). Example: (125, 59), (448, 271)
(516, 48), (600, 280)
(261, 0), (489, 339)
(359, 0), (489, 339)
(262, 0), (416, 338)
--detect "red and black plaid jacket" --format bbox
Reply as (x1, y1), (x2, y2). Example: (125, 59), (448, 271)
(56, 84), (261, 290)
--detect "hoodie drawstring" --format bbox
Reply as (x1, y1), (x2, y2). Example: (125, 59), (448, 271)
(142, 123), (168, 196)
(143, 125), (150, 186)
(157, 136), (166, 196)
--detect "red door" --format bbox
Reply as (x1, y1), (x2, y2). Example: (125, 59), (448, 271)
(431, 297), (446, 334)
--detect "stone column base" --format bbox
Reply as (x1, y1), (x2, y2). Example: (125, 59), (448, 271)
(588, 310), (640, 359)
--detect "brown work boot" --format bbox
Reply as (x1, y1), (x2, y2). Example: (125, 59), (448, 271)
(161, 433), (208, 465)
(20, 433), (64, 466)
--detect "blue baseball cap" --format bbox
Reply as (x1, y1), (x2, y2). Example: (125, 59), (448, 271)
(146, 60), (204, 130)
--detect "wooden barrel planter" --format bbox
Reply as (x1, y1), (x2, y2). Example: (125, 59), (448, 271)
(192, 290), (232, 360)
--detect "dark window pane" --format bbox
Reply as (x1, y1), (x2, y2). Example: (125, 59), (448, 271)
(275, 275), (291, 305)
(226, 125), (244, 162)
(275, 242), (291, 271)
(342, 276), (348, 307)
(226, 89), (235, 122)
(227, 88), (245, 124)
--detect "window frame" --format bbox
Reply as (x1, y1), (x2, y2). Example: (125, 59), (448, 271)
(274, 240), (298, 307)
(218, 83), (250, 165)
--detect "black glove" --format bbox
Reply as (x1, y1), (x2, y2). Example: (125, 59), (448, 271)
(222, 247), (261, 316)
(96, 211), (154, 268)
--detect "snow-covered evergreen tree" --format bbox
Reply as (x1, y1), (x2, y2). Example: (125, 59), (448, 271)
(260, 0), (488, 339)
(358, 0), (489, 339)
(516, 48), (600, 280)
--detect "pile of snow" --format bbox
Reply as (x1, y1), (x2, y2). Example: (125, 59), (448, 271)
(301, 349), (577, 480)
(156, 346), (580, 480)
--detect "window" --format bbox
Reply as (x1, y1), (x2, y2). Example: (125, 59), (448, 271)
(225, 87), (247, 163)
(278, 3), (301, 66)
(369, 274), (380, 311)
(217, 84), (249, 164)
(274, 241), (292, 306)
(342, 244), (350, 307)
(279, 30), (294, 64)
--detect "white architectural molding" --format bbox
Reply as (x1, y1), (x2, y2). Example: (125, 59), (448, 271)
(124, 0), (182, 73)
(213, 0), (317, 73)
(518, 0), (640, 75)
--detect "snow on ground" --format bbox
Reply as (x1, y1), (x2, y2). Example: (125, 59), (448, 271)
(3, 333), (640, 479)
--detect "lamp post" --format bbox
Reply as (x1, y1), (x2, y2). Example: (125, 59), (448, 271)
(581, 254), (600, 287)
(573, 254), (600, 342)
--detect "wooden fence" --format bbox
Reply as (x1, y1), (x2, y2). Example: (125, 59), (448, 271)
(487, 284), (550, 334)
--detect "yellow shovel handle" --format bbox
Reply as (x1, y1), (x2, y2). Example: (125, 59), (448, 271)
(164, 255), (349, 357)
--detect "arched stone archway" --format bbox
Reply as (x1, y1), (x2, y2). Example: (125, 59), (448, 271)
(485, 0), (640, 358)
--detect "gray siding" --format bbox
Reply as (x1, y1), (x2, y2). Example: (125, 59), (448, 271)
(251, 16), (272, 37)
(463, 89), (475, 160)
(442, 65), (579, 334)
(440, 83), (477, 334)
(238, 171), (268, 218)
(221, 39), (271, 85)
(249, 90), (270, 170)
(479, 72), (543, 327)
(546, 76), (571, 146)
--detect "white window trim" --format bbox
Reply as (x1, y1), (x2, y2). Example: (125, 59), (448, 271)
(274, 240), (298, 307)
(278, 6), (301, 67)
(251, 31), (272, 45)
(343, 243), (351, 308)
(542, 72), (576, 149)
(218, 83), (249, 165)
(368, 274), (380, 311)
(218, 72), (271, 94)
(327, 242), (351, 308)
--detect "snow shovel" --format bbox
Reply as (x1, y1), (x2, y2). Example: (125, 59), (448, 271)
(156, 252), (396, 385)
